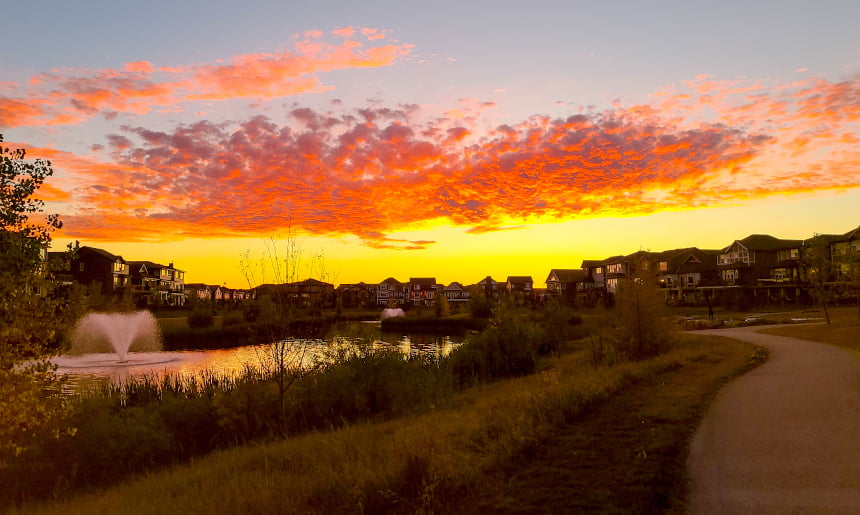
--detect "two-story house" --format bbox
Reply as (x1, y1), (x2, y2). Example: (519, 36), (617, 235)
(337, 282), (376, 308)
(442, 282), (470, 306)
(830, 226), (860, 281)
(505, 276), (534, 298)
(127, 260), (186, 306)
(409, 277), (437, 306)
(377, 277), (408, 307)
(656, 248), (720, 303)
(718, 235), (803, 287)
(69, 246), (130, 299)
(474, 276), (500, 300)
(545, 269), (586, 303)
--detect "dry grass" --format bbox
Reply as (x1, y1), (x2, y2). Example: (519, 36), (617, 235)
(17, 335), (761, 515)
(759, 306), (860, 351)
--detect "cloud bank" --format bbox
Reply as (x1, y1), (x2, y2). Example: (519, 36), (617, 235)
(5, 29), (857, 248)
(40, 73), (857, 248)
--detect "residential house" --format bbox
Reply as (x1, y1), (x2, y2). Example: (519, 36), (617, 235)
(545, 269), (586, 303)
(255, 279), (333, 308)
(185, 283), (212, 301)
(337, 282), (376, 308)
(442, 282), (470, 306)
(505, 276), (534, 298)
(830, 226), (860, 281)
(69, 246), (130, 299)
(377, 277), (408, 307)
(475, 276), (500, 300)
(579, 259), (606, 291)
(717, 235), (803, 287)
(409, 277), (437, 306)
(655, 248), (720, 303)
(127, 260), (186, 306)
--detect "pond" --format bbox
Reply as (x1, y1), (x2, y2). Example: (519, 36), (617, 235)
(52, 327), (464, 393)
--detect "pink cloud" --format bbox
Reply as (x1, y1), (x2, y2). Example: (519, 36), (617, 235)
(0, 28), (413, 128)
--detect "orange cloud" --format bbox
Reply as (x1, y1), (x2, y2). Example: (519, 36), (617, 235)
(0, 28), (412, 128)
(23, 72), (859, 248)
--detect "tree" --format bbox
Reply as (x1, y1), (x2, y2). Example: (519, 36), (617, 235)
(0, 134), (77, 466)
(607, 256), (676, 361)
(433, 290), (450, 318)
(800, 234), (834, 324)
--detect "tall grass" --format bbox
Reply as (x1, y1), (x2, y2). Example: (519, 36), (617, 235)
(17, 339), (726, 514)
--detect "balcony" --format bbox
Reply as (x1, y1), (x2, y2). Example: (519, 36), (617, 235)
(718, 251), (753, 265)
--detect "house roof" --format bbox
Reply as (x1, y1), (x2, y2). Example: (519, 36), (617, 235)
(546, 269), (586, 283)
(477, 276), (498, 285)
(380, 277), (402, 285)
(840, 225), (860, 241)
(409, 277), (437, 286)
(80, 246), (124, 262)
(295, 278), (332, 287)
(728, 234), (803, 252)
(507, 276), (533, 283)
(580, 259), (605, 268)
(444, 282), (465, 291)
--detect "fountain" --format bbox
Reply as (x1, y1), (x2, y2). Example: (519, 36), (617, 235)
(381, 308), (405, 319)
(69, 311), (162, 362)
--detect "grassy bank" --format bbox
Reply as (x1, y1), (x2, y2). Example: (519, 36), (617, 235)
(759, 306), (860, 351)
(380, 313), (489, 334)
(17, 334), (763, 514)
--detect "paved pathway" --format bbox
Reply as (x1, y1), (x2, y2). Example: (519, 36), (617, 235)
(687, 326), (860, 514)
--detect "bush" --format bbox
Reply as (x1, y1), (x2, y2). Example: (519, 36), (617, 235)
(188, 310), (214, 329)
(450, 306), (542, 387)
(222, 313), (244, 327)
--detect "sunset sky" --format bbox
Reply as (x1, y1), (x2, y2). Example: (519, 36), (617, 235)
(3, 1), (859, 288)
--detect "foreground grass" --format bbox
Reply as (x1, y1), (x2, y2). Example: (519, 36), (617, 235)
(759, 306), (860, 351)
(19, 335), (762, 515)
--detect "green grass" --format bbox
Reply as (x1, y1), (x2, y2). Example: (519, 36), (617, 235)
(17, 334), (762, 514)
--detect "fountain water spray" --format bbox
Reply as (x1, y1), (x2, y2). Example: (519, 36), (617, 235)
(70, 311), (162, 361)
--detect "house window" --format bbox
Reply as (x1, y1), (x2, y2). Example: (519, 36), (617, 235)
(659, 262), (668, 272)
(594, 267), (603, 275)
(722, 270), (739, 284)
(79, 263), (85, 272)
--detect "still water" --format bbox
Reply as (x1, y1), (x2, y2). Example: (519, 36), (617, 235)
(53, 330), (463, 393)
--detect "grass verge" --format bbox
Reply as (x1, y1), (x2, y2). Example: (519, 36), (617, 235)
(758, 306), (860, 351)
(17, 334), (763, 515)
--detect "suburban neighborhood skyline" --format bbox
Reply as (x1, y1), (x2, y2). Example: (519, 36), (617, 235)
(58, 223), (859, 308)
(4, 2), (859, 287)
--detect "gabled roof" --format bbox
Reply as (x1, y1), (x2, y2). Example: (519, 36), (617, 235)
(841, 225), (860, 241)
(546, 269), (586, 283)
(477, 276), (498, 285)
(580, 259), (604, 268)
(665, 247), (718, 273)
(601, 255), (626, 264)
(506, 276), (533, 283)
(80, 246), (124, 262)
(409, 277), (437, 286)
(444, 281), (465, 291)
(380, 277), (402, 285)
(727, 234), (803, 252)
(295, 278), (332, 287)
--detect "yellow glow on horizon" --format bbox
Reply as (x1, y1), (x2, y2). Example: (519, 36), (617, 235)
(54, 189), (860, 289)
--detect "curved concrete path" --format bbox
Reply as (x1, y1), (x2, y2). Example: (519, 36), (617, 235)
(687, 326), (860, 514)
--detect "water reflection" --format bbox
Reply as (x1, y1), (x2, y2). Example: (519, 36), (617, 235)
(54, 330), (464, 393)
